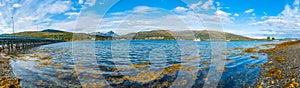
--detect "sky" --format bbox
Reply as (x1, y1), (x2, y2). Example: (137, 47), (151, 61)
(0, 0), (300, 38)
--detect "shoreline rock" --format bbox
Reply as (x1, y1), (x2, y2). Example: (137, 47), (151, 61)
(0, 53), (22, 88)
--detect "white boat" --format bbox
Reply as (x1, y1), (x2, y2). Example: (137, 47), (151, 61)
(194, 38), (201, 41)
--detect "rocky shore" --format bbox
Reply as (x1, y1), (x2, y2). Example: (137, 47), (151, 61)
(0, 53), (21, 88)
(256, 41), (300, 88)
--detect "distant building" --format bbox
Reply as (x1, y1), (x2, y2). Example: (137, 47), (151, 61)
(145, 37), (165, 40)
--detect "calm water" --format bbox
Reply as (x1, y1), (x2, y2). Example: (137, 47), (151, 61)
(9, 40), (280, 87)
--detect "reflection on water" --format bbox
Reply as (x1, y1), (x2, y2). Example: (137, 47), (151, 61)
(9, 40), (279, 87)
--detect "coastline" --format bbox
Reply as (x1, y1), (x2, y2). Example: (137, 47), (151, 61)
(256, 41), (300, 87)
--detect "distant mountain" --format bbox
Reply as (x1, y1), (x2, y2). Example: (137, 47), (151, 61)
(193, 30), (252, 40)
(106, 31), (118, 36)
(41, 29), (66, 33)
(90, 31), (118, 37)
(117, 30), (252, 40)
(90, 32), (106, 36)
(9, 29), (252, 41)
(283, 38), (300, 40)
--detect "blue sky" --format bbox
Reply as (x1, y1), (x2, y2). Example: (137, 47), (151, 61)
(0, 0), (299, 38)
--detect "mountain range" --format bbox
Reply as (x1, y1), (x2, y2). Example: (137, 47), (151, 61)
(117, 30), (252, 40)
(9, 29), (253, 41)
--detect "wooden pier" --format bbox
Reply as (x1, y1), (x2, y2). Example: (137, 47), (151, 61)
(0, 36), (64, 52)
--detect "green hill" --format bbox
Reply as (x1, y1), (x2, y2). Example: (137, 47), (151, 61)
(10, 31), (73, 41)
(9, 31), (112, 42)
(117, 30), (252, 40)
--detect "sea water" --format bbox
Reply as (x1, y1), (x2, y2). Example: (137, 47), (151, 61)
(10, 40), (280, 87)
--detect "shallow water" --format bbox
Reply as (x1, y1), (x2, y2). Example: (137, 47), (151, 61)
(9, 40), (280, 87)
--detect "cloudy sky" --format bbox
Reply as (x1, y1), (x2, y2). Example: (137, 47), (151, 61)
(0, 0), (299, 38)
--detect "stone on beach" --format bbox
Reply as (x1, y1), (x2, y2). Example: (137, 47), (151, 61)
(0, 53), (22, 88)
(256, 40), (300, 87)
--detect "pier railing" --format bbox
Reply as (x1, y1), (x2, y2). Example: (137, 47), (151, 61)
(0, 36), (64, 52)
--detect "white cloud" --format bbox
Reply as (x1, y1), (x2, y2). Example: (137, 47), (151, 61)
(99, 2), (104, 5)
(189, 0), (215, 11)
(252, 0), (300, 36)
(65, 12), (80, 18)
(294, 0), (300, 6)
(49, 11), (103, 33)
(49, 20), (77, 32)
(65, 12), (80, 16)
(216, 10), (230, 17)
(109, 6), (158, 16)
(0, 0), (80, 34)
(78, 0), (83, 4)
(189, 1), (202, 9)
(86, 0), (96, 7)
(244, 9), (254, 13)
(234, 13), (239, 16)
(109, 12), (128, 16)
(215, 10), (233, 23)
(201, 0), (214, 10)
(12, 3), (22, 8)
(17, 16), (39, 23)
(133, 6), (153, 13)
(174, 6), (188, 13)
(216, 2), (221, 7)
(46, 1), (72, 14)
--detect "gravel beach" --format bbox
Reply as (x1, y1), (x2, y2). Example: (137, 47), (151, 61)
(256, 41), (300, 88)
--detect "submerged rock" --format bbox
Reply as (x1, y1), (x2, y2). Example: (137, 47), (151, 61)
(250, 56), (259, 59)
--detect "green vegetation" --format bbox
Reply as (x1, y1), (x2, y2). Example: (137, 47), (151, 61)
(117, 30), (253, 40)
(266, 36), (276, 40)
(131, 30), (175, 40)
(10, 31), (74, 41)
(9, 31), (112, 42)
(194, 30), (253, 40)
(272, 37), (275, 40)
